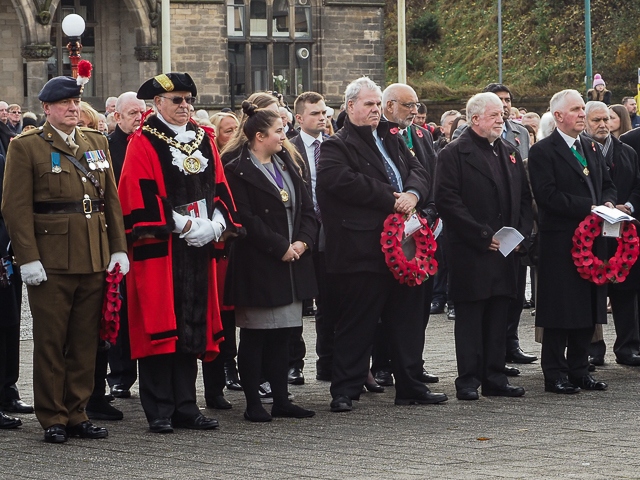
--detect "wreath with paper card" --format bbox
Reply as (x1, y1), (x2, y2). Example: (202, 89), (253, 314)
(381, 212), (437, 286)
(572, 213), (639, 285)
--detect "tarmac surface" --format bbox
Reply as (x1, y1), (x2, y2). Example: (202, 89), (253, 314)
(4, 293), (640, 479)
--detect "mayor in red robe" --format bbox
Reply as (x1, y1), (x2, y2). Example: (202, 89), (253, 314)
(118, 73), (242, 433)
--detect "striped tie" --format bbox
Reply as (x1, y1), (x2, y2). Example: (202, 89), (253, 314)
(313, 140), (321, 222)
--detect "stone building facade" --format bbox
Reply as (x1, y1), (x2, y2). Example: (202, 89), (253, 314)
(0, 0), (385, 112)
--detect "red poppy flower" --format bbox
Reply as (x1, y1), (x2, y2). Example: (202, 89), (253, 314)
(510, 155), (516, 164)
(416, 129), (424, 138)
(389, 127), (399, 135)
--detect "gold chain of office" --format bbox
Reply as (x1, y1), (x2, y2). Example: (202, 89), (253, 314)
(142, 125), (206, 155)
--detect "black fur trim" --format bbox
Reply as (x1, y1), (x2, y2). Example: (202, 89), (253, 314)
(132, 242), (169, 261)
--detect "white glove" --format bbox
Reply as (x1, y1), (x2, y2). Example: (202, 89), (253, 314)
(21, 260), (47, 286)
(108, 251), (130, 275)
(172, 211), (193, 234)
(183, 217), (223, 247)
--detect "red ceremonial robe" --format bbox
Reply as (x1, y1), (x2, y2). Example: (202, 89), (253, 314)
(118, 117), (241, 361)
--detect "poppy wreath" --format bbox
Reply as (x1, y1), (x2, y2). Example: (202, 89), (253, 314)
(572, 213), (640, 285)
(101, 264), (124, 344)
(380, 212), (438, 286)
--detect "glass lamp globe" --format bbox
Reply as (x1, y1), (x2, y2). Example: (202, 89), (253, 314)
(61, 14), (86, 37)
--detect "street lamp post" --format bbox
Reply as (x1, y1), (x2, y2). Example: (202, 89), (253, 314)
(61, 13), (86, 79)
(585, 0), (593, 95)
(398, 0), (406, 83)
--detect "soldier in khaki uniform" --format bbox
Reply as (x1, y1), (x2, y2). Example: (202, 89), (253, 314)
(1, 75), (129, 443)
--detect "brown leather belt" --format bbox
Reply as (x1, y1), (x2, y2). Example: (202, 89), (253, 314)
(34, 199), (105, 214)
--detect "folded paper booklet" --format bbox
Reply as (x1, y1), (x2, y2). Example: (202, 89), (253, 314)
(592, 205), (634, 224)
(174, 199), (207, 219)
(494, 226), (524, 257)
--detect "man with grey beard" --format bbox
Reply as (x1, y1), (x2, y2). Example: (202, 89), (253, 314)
(583, 101), (640, 367)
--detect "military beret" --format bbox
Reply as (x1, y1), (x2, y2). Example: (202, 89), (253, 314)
(137, 73), (197, 100)
(38, 76), (82, 103)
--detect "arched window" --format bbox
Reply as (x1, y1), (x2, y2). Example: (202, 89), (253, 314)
(228, 0), (312, 107)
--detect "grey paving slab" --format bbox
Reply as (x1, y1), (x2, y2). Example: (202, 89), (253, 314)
(5, 287), (640, 479)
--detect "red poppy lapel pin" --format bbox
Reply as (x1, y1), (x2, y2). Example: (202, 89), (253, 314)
(389, 127), (399, 135)
(416, 128), (423, 138)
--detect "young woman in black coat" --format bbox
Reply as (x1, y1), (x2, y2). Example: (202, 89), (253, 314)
(224, 101), (318, 422)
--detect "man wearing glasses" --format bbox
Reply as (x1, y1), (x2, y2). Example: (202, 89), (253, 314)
(372, 83), (440, 388)
(6, 105), (22, 135)
(118, 73), (242, 433)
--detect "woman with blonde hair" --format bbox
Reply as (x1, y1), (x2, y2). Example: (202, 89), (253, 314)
(210, 112), (240, 152)
(78, 101), (100, 129)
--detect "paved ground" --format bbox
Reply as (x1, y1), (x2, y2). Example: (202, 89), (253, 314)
(4, 294), (640, 479)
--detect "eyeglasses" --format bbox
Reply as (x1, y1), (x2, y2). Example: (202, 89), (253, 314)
(390, 100), (421, 110)
(9, 111), (21, 114)
(158, 95), (196, 105)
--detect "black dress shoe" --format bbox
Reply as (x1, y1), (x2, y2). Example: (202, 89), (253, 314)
(104, 393), (114, 403)
(44, 424), (67, 443)
(244, 406), (272, 422)
(395, 390), (448, 405)
(110, 384), (131, 399)
(430, 301), (445, 314)
(419, 369), (439, 383)
(504, 365), (520, 377)
(589, 356), (605, 366)
(2, 399), (34, 414)
(66, 421), (108, 439)
(271, 402), (315, 418)
(588, 363), (596, 372)
(174, 413), (219, 430)
(206, 395), (232, 410)
(373, 370), (394, 386)
(86, 397), (124, 421)
(506, 348), (538, 364)
(446, 307), (456, 320)
(616, 354), (640, 366)
(0, 412), (22, 429)
(364, 381), (385, 393)
(544, 378), (581, 394)
(330, 395), (353, 412)
(482, 384), (525, 397)
(287, 367), (305, 385)
(456, 388), (479, 400)
(523, 299), (534, 309)
(149, 418), (173, 433)
(569, 374), (608, 391)
(224, 365), (243, 391)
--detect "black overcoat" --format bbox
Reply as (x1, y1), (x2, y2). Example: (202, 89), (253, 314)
(224, 144), (318, 308)
(528, 129), (617, 329)
(316, 117), (430, 274)
(435, 127), (533, 303)
(599, 135), (640, 290)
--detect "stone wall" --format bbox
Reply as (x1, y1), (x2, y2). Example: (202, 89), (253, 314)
(319, 2), (385, 106)
(170, 2), (229, 106)
(0, 0), (24, 104)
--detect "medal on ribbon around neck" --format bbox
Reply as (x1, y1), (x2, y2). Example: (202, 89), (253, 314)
(280, 189), (289, 202)
(583, 167), (589, 176)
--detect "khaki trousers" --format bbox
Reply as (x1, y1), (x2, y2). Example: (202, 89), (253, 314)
(28, 272), (104, 429)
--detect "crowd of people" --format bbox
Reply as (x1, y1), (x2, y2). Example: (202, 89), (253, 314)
(2, 68), (640, 444)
